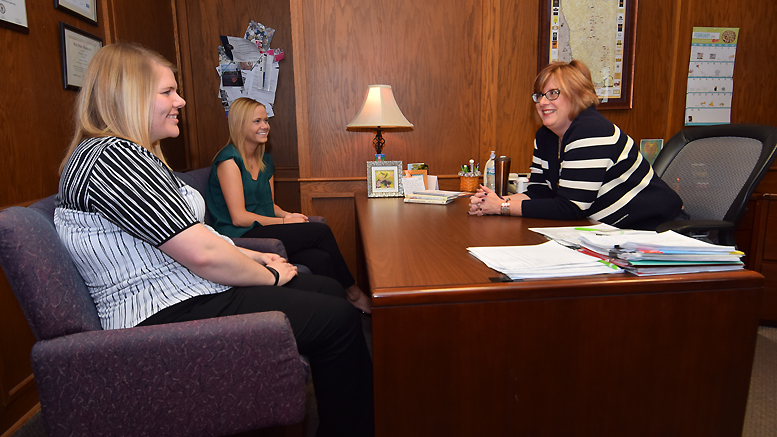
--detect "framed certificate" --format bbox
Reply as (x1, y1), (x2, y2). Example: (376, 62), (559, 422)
(0, 0), (29, 34)
(59, 22), (103, 90)
(54, 0), (98, 26)
(539, 0), (638, 110)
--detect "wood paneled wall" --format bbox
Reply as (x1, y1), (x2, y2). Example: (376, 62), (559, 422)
(286, 0), (777, 277)
(0, 0), (181, 433)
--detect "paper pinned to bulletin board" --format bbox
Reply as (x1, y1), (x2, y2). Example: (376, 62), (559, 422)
(684, 27), (739, 126)
(217, 20), (285, 117)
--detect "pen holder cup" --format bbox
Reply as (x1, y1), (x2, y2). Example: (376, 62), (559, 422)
(460, 176), (479, 192)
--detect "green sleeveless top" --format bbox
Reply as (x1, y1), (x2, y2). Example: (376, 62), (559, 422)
(206, 144), (275, 238)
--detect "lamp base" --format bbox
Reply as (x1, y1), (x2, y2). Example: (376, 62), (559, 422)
(373, 129), (385, 155)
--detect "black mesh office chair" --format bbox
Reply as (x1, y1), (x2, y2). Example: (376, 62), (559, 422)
(652, 123), (777, 246)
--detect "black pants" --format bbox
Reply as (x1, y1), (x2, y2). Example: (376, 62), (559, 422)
(139, 274), (374, 436)
(243, 222), (356, 289)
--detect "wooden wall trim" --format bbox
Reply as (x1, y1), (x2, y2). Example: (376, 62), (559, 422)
(480, 0), (499, 157)
(290, 0), (311, 178)
(100, 0), (114, 43)
(174, 0), (199, 169)
(664, 0), (687, 140)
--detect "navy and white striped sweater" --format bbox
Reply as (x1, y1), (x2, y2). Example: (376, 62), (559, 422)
(522, 106), (682, 230)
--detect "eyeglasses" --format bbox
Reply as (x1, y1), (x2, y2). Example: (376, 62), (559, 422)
(531, 89), (561, 103)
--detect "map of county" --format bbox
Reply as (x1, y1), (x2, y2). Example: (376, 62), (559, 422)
(551, 0), (623, 98)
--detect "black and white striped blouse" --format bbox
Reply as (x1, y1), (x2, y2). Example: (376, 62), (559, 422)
(55, 136), (230, 330)
(522, 106), (682, 230)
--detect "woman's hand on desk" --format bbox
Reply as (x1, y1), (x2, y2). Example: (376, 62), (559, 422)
(469, 185), (502, 216)
(469, 185), (528, 216)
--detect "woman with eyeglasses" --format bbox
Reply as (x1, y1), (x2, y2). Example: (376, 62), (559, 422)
(469, 60), (682, 230)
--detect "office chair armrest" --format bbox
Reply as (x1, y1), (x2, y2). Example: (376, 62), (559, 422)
(31, 312), (306, 437)
(656, 219), (736, 235)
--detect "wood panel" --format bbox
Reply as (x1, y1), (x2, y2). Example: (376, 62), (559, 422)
(299, 180), (366, 279)
(668, 0), (777, 136)
(176, 0), (299, 172)
(0, 1), (189, 433)
(106, 0), (188, 170)
(299, 0), (483, 178)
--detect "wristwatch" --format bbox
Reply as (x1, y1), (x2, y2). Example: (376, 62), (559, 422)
(501, 199), (511, 216)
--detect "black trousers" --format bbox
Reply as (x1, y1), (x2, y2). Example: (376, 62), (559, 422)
(243, 222), (356, 289)
(139, 274), (374, 436)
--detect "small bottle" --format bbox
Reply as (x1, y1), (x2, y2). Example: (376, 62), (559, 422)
(484, 151), (496, 190)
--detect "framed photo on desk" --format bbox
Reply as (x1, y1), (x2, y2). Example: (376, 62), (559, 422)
(367, 161), (404, 198)
(539, 0), (637, 109)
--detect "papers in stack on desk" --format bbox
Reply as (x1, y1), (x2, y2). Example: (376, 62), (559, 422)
(527, 224), (745, 276)
(577, 231), (744, 275)
(467, 240), (622, 280)
(404, 190), (461, 205)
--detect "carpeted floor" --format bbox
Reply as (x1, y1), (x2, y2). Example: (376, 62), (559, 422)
(12, 324), (775, 437)
(743, 326), (777, 437)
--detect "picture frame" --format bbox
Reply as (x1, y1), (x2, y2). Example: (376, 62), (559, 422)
(59, 22), (103, 91)
(0, 0), (29, 34)
(539, 0), (638, 110)
(367, 161), (404, 198)
(54, 0), (98, 26)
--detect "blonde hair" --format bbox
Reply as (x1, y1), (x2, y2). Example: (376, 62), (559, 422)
(224, 97), (268, 172)
(59, 42), (175, 173)
(533, 60), (599, 121)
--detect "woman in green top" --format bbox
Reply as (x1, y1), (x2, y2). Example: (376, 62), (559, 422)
(207, 97), (371, 314)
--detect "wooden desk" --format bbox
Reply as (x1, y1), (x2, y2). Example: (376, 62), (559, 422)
(355, 194), (764, 437)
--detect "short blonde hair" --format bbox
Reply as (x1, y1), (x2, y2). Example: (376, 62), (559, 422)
(224, 97), (268, 172)
(59, 43), (175, 173)
(533, 60), (599, 121)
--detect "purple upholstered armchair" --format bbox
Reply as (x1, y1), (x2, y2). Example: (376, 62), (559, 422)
(0, 191), (308, 436)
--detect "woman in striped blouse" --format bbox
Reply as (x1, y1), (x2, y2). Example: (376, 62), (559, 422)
(55, 43), (373, 436)
(470, 60), (682, 230)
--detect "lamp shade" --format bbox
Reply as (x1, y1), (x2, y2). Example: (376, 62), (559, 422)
(346, 85), (413, 129)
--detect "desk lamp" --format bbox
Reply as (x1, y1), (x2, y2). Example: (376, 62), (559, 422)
(347, 84), (413, 158)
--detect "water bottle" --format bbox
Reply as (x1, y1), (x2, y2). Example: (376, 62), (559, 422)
(484, 151), (496, 190)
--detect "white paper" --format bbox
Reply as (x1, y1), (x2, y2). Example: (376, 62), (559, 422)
(427, 175), (439, 190)
(468, 241), (622, 280)
(402, 177), (426, 196)
(224, 36), (263, 63)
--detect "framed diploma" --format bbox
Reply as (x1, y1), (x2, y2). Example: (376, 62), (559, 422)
(54, 0), (98, 26)
(59, 22), (102, 90)
(539, 0), (638, 110)
(0, 0), (29, 34)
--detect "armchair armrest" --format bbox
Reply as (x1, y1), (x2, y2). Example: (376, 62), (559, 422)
(32, 312), (306, 437)
(233, 237), (288, 258)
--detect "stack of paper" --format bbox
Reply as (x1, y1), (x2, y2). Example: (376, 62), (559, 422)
(577, 231), (744, 276)
(468, 240), (622, 280)
(404, 190), (461, 205)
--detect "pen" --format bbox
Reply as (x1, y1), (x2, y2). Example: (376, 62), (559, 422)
(574, 227), (599, 232)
